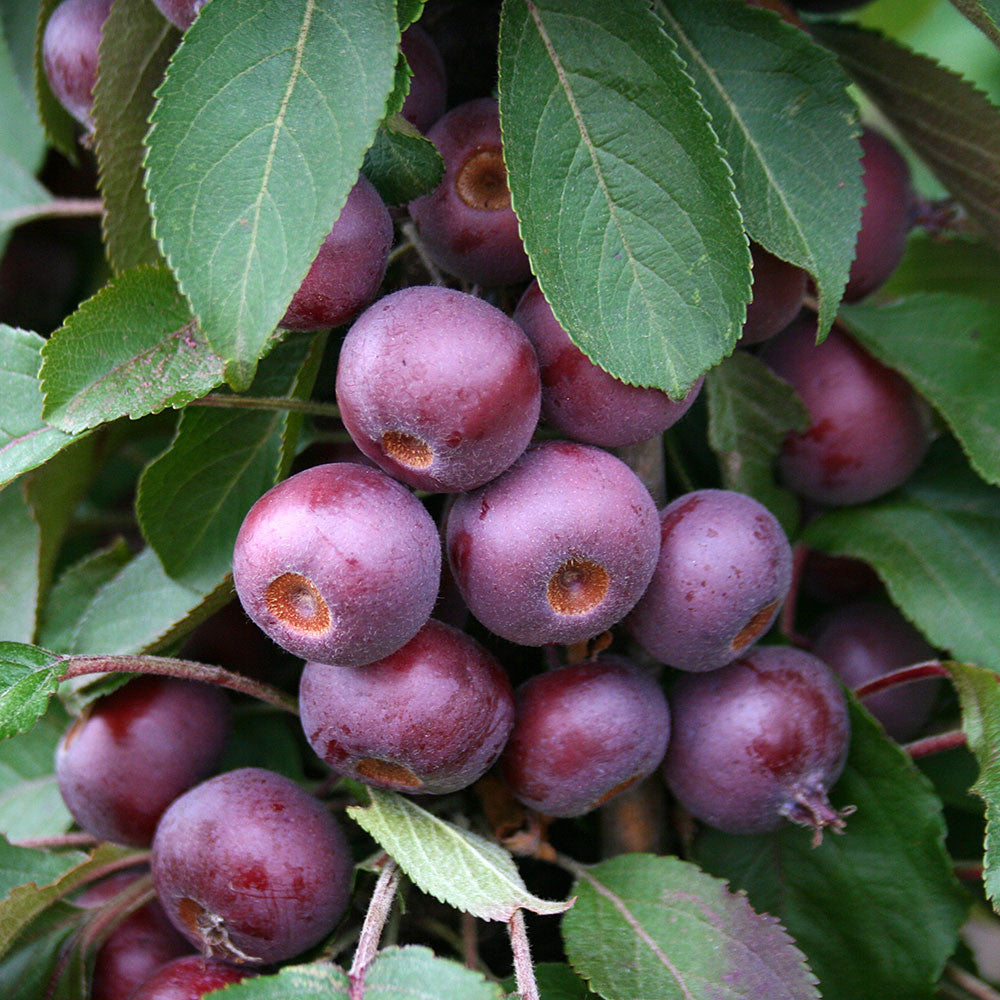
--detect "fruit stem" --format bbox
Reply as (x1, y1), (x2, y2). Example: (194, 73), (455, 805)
(58, 654), (299, 715)
(401, 221), (445, 285)
(349, 856), (400, 994)
(905, 729), (966, 758)
(508, 908), (540, 1000)
(1, 196), (103, 228)
(662, 430), (695, 495)
(462, 911), (479, 972)
(853, 660), (948, 698)
(953, 861), (984, 881)
(9, 832), (98, 849)
(944, 963), (1000, 1000)
(188, 394), (341, 419)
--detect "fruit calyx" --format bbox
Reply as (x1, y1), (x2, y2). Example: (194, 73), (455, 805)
(779, 775), (856, 847)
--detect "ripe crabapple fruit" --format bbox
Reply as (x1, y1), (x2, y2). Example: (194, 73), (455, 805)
(126, 956), (253, 999)
(42, 0), (113, 127)
(233, 462), (441, 666)
(513, 279), (702, 447)
(446, 441), (660, 646)
(299, 619), (514, 794)
(152, 768), (352, 965)
(500, 656), (671, 817)
(336, 285), (541, 492)
(627, 490), (793, 672)
(400, 24), (447, 132)
(150, 0), (205, 30)
(55, 676), (231, 846)
(663, 646), (852, 840)
(738, 243), (808, 346)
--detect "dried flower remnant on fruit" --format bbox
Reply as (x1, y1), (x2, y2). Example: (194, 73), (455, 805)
(264, 573), (331, 634)
(547, 558), (611, 616)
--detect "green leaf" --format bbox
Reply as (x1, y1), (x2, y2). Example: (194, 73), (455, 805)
(0, 481), (41, 644)
(0, 151), (51, 256)
(705, 351), (808, 534)
(40, 266), (225, 434)
(948, 0), (1000, 48)
(207, 964), (350, 999)
(801, 439), (1000, 673)
(136, 332), (323, 591)
(0, 900), (85, 1000)
(561, 853), (819, 1000)
(695, 700), (969, 1000)
(0, 24), (45, 175)
(502, 964), (594, 1000)
(838, 294), (1000, 487)
(883, 234), (1000, 304)
(946, 661), (1000, 912)
(654, 0), (862, 338)
(347, 789), (572, 921)
(93, 1), (179, 273)
(499, 0), (749, 397)
(219, 711), (304, 781)
(0, 642), (62, 741)
(32, 0), (77, 159)
(145, 0), (399, 389)
(396, 0), (425, 32)
(0, 325), (85, 488)
(362, 946), (504, 1000)
(65, 547), (233, 655)
(363, 114), (444, 205)
(0, 841), (133, 960)
(0, 0), (41, 102)
(37, 539), (133, 654)
(813, 22), (1000, 249)
(0, 703), (72, 842)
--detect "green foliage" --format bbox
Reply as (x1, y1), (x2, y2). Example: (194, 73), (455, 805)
(363, 114), (445, 205)
(0, 642), (61, 740)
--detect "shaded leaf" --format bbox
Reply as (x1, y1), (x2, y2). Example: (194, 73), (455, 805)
(40, 266), (224, 434)
(948, 0), (1000, 48)
(0, 900), (85, 1000)
(363, 946), (504, 1000)
(0, 481), (41, 643)
(363, 114), (444, 205)
(347, 789), (571, 921)
(882, 234), (1000, 304)
(32, 0), (77, 158)
(696, 700), (969, 1000)
(136, 332), (323, 591)
(145, 0), (399, 388)
(0, 325), (85, 488)
(0, 0), (41, 103)
(499, 0), (749, 397)
(0, 152), (52, 244)
(207, 963), (350, 999)
(655, 0), (862, 337)
(562, 853), (819, 1000)
(705, 351), (808, 534)
(93, 0), (179, 273)
(801, 439), (1000, 673)
(813, 22), (1000, 248)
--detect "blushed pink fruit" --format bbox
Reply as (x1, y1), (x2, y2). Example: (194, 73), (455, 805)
(150, 0), (205, 30)
(447, 441), (660, 646)
(400, 24), (447, 132)
(738, 243), (808, 346)
(233, 462), (440, 666)
(42, 0), (113, 127)
(126, 955), (253, 999)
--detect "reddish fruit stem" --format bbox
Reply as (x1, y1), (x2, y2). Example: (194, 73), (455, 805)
(905, 729), (966, 758)
(853, 660), (949, 699)
(11, 832), (98, 850)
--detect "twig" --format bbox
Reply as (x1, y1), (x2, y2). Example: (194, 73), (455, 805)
(188, 394), (341, 419)
(508, 909), (539, 1000)
(11, 832), (98, 850)
(401, 221), (445, 285)
(905, 730), (966, 758)
(349, 857), (400, 995)
(945, 963), (1000, 1000)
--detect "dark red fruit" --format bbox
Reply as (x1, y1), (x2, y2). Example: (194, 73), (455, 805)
(844, 127), (915, 302)
(233, 462), (441, 666)
(152, 768), (352, 965)
(400, 24), (447, 132)
(447, 441), (660, 646)
(408, 97), (531, 286)
(801, 549), (882, 604)
(42, 0), (113, 127)
(126, 956), (253, 999)
(738, 243), (808, 346)
(280, 175), (393, 331)
(500, 656), (670, 817)
(760, 316), (931, 505)
(627, 490), (793, 672)
(77, 870), (190, 1000)
(299, 619), (514, 794)
(55, 677), (231, 847)
(513, 279), (703, 447)
(663, 646), (852, 840)
(336, 285), (541, 492)
(150, 0), (204, 30)
(811, 601), (939, 741)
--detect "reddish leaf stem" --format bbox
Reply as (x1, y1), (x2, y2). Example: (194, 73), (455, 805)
(953, 862), (984, 881)
(508, 908), (540, 1000)
(905, 730), (966, 758)
(58, 655), (298, 715)
(10, 832), (98, 850)
(2, 197), (103, 228)
(188, 394), (340, 419)
(853, 660), (949, 699)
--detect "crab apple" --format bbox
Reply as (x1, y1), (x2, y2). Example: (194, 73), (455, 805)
(811, 601), (939, 741)
(626, 490), (793, 672)
(280, 175), (393, 331)
(152, 768), (352, 966)
(446, 441), (660, 646)
(408, 97), (531, 286)
(336, 285), (541, 493)
(844, 127), (916, 301)
(400, 24), (447, 132)
(42, 0), (113, 127)
(500, 656), (670, 817)
(663, 646), (852, 840)
(299, 619), (514, 794)
(512, 279), (703, 447)
(150, 0), (205, 30)
(738, 243), (808, 346)
(77, 870), (190, 1000)
(760, 316), (931, 505)
(233, 462), (440, 666)
(55, 677), (231, 847)
(126, 956), (254, 999)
